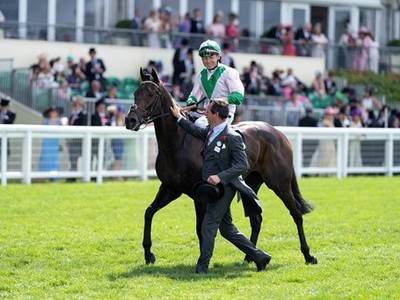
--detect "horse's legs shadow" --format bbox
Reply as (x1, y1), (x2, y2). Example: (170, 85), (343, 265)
(107, 261), (283, 282)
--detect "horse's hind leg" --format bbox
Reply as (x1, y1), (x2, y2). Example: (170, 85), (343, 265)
(274, 183), (317, 265)
(243, 172), (264, 262)
(143, 183), (181, 264)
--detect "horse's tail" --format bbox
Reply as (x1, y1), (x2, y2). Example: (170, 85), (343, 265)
(291, 169), (314, 215)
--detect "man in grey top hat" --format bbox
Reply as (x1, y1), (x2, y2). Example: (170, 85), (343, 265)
(170, 98), (271, 274)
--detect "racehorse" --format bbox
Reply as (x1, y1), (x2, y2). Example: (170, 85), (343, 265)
(125, 68), (318, 266)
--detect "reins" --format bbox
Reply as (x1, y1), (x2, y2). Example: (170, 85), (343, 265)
(129, 80), (172, 128)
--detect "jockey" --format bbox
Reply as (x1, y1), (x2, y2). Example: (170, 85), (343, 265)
(186, 39), (244, 127)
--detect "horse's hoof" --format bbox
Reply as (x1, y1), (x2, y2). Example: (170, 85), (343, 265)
(145, 253), (156, 264)
(306, 256), (318, 265)
(244, 255), (253, 263)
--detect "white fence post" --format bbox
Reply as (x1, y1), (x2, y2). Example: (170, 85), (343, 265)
(1, 136), (7, 186)
(386, 133), (394, 176)
(96, 136), (105, 185)
(83, 132), (92, 182)
(22, 130), (32, 184)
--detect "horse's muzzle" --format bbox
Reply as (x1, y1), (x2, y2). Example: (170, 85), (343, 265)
(125, 116), (140, 131)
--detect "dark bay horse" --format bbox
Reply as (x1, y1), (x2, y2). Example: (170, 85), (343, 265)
(125, 68), (317, 265)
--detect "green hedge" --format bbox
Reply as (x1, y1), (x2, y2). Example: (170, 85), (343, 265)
(387, 39), (400, 47)
(334, 69), (400, 102)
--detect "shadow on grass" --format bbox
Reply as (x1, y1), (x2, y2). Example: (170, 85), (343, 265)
(108, 261), (282, 281)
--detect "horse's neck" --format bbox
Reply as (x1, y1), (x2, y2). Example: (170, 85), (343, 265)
(153, 95), (183, 152)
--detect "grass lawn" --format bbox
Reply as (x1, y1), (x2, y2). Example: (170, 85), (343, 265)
(0, 177), (399, 299)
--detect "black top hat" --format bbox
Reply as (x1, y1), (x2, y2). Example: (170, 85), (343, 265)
(95, 98), (107, 108)
(193, 181), (225, 205)
(89, 48), (96, 54)
(0, 98), (10, 107)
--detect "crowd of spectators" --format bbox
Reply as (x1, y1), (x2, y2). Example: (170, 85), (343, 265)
(29, 47), (108, 101)
(127, 6), (380, 73)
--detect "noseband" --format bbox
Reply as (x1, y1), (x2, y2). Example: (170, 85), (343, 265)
(129, 80), (171, 128)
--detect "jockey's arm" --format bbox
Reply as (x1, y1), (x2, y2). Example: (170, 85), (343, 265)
(227, 92), (244, 105)
(226, 67), (245, 105)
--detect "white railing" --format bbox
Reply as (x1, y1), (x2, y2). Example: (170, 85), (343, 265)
(0, 125), (157, 186)
(1, 125), (400, 186)
(283, 126), (400, 178)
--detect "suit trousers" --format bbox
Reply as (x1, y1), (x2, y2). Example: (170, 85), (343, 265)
(196, 184), (266, 271)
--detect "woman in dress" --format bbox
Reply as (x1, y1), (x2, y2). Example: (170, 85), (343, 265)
(310, 106), (337, 170)
(311, 23), (328, 58)
(39, 107), (61, 174)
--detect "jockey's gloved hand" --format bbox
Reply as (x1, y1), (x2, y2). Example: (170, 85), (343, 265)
(186, 98), (197, 106)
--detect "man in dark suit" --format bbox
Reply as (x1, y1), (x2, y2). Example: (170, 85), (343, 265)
(170, 99), (271, 274)
(0, 98), (16, 124)
(190, 8), (206, 48)
(91, 98), (110, 168)
(67, 97), (88, 179)
(1, 98), (16, 157)
(85, 48), (106, 89)
(298, 107), (319, 168)
(294, 22), (312, 57)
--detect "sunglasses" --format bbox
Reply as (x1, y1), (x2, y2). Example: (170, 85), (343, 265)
(199, 49), (219, 58)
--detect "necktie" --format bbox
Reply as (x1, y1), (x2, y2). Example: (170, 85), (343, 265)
(206, 129), (214, 146)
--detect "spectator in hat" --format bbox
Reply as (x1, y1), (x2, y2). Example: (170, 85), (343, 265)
(91, 98), (110, 127)
(299, 106), (319, 168)
(0, 98), (16, 157)
(310, 106), (337, 171)
(349, 107), (363, 167)
(67, 97), (88, 181)
(170, 98), (271, 274)
(39, 106), (61, 176)
(109, 105), (126, 177)
(65, 55), (77, 77)
(172, 37), (192, 99)
(91, 98), (110, 169)
(0, 98), (16, 125)
(85, 48), (106, 89)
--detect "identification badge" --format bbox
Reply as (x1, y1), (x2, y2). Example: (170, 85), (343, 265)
(214, 146), (221, 153)
(222, 144), (226, 149)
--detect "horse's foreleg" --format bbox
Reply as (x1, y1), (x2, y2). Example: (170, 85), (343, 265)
(142, 183), (181, 264)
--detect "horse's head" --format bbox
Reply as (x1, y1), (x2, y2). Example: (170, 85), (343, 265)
(125, 68), (168, 131)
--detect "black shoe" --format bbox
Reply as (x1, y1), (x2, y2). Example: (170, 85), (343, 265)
(195, 267), (208, 274)
(256, 255), (271, 272)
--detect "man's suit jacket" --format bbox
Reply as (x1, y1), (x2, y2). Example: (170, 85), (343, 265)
(178, 118), (262, 216)
(85, 59), (106, 83)
(91, 112), (110, 127)
(1, 110), (16, 124)
(190, 19), (205, 34)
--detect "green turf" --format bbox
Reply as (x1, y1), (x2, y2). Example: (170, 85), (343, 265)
(1, 177), (399, 299)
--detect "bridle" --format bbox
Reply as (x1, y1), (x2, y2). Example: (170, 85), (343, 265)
(128, 80), (171, 128)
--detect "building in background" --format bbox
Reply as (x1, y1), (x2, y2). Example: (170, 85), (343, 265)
(0, 0), (398, 46)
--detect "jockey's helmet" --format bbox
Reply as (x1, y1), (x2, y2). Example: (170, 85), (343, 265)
(198, 40), (221, 58)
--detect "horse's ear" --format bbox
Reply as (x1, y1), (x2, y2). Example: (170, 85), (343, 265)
(151, 68), (160, 85)
(140, 67), (146, 81)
